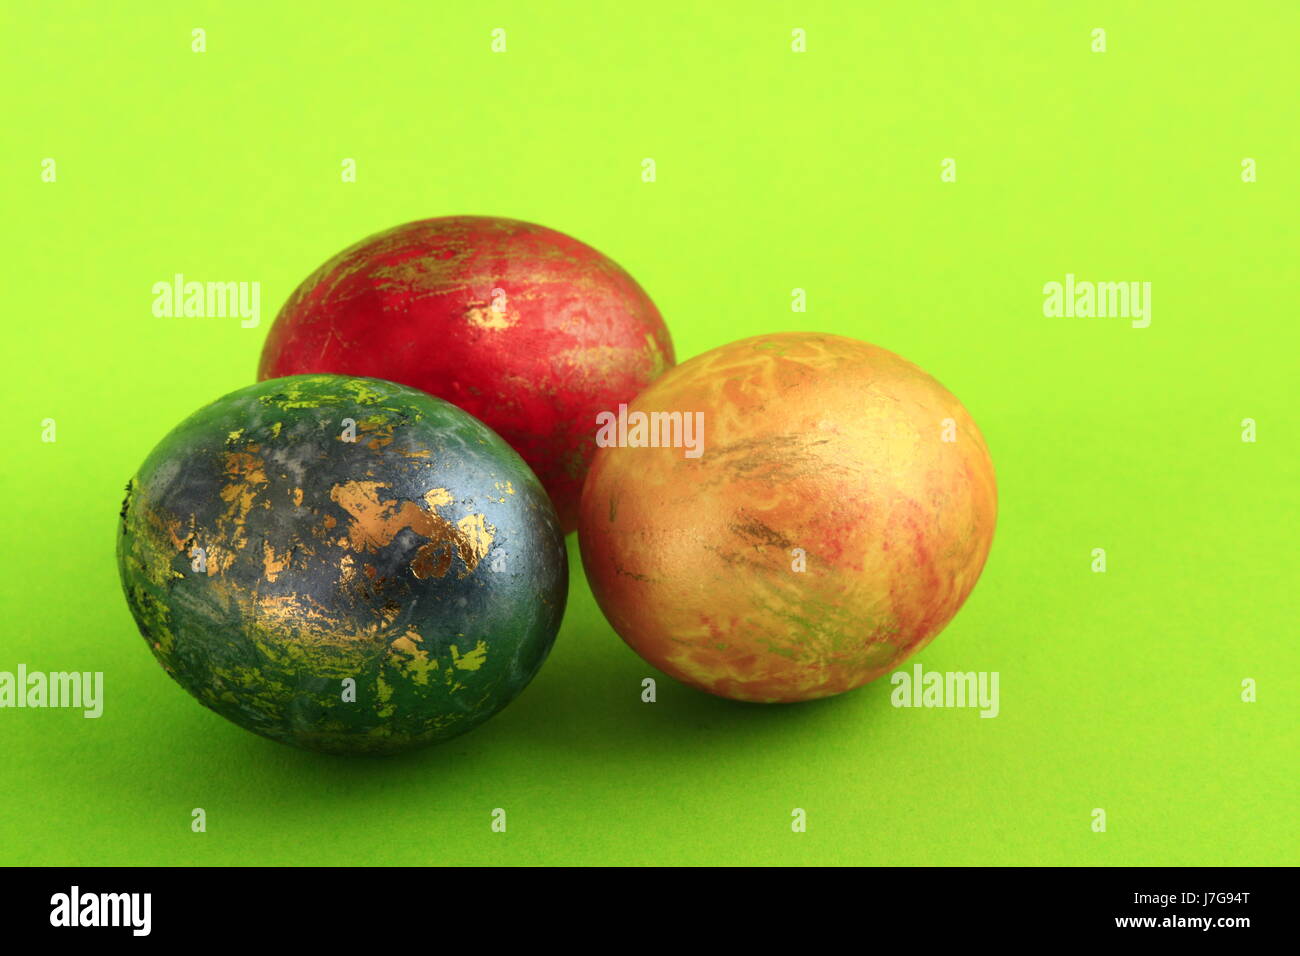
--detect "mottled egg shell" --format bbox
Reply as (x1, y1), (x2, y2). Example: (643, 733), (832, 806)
(117, 374), (567, 754)
(258, 216), (675, 532)
(578, 332), (996, 703)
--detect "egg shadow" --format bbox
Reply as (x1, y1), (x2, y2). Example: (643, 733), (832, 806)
(134, 537), (900, 803)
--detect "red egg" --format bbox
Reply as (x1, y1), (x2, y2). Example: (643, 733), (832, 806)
(259, 216), (675, 531)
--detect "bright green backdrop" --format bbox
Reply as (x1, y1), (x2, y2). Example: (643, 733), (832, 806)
(2, 2), (1295, 866)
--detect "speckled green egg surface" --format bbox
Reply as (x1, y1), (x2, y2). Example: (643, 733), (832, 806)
(117, 374), (567, 754)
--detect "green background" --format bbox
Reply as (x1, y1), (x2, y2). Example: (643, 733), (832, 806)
(3, 2), (1295, 866)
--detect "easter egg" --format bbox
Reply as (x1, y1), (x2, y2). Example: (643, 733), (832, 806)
(116, 374), (567, 754)
(258, 216), (675, 532)
(578, 332), (997, 703)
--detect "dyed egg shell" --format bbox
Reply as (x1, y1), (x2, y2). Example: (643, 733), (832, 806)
(117, 375), (567, 754)
(258, 216), (675, 532)
(578, 332), (997, 703)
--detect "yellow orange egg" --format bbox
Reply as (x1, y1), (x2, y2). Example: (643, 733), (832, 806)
(578, 332), (997, 703)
